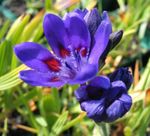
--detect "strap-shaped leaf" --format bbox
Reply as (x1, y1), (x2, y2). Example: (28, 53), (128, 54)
(49, 111), (68, 136)
(134, 59), (150, 91)
(0, 64), (27, 91)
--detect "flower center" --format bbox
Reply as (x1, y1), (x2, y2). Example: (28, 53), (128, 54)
(44, 46), (89, 82)
(87, 85), (103, 100)
(59, 47), (89, 81)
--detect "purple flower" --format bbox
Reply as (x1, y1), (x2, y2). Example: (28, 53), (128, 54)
(74, 68), (133, 122)
(14, 9), (113, 87)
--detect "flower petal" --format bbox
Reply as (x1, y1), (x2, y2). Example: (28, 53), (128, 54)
(88, 11), (112, 65)
(14, 42), (54, 72)
(69, 63), (98, 84)
(64, 15), (91, 50)
(74, 85), (89, 102)
(108, 30), (123, 49)
(20, 70), (65, 87)
(106, 100), (124, 122)
(99, 30), (123, 68)
(89, 76), (110, 90)
(86, 76), (111, 100)
(106, 94), (132, 122)
(107, 81), (127, 101)
(84, 8), (102, 37)
(43, 14), (69, 57)
(64, 9), (88, 19)
(74, 9), (88, 18)
(109, 67), (133, 89)
(81, 99), (105, 122)
(119, 94), (132, 111)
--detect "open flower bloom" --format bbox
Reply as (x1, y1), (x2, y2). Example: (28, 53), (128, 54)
(74, 68), (133, 122)
(14, 8), (122, 87)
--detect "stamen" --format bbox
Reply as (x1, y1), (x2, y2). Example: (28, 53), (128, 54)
(76, 47), (87, 57)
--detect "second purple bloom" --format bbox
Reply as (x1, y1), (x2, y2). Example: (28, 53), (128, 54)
(75, 68), (133, 122)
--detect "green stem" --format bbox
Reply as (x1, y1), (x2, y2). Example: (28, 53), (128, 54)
(62, 112), (86, 132)
(2, 118), (8, 136)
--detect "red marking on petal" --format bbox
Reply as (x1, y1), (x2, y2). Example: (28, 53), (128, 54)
(81, 48), (87, 57)
(45, 58), (61, 72)
(60, 48), (70, 58)
(50, 77), (60, 82)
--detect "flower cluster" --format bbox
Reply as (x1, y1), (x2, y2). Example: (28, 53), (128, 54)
(14, 8), (132, 123)
(14, 8), (122, 87)
(75, 68), (133, 122)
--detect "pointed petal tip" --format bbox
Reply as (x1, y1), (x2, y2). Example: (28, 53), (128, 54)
(102, 11), (108, 17)
(115, 30), (124, 39)
(119, 29), (124, 34)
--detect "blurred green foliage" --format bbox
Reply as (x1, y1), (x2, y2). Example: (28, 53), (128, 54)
(0, 0), (150, 135)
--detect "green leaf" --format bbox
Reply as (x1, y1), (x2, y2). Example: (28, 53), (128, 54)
(133, 106), (150, 136)
(31, 23), (43, 42)
(45, 0), (53, 11)
(124, 126), (132, 136)
(20, 10), (44, 42)
(127, 108), (142, 127)
(140, 27), (150, 49)
(0, 40), (12, 75)
(36, 116), (48, 127)
(39, 94), (60, 128)
(51, 88), (61, 113)
(9, 14), (30, 69)
(93, 123), (110, 136)
(134, 59), (150, 91)
(11, 14), (30, 45)
(49, 111), (68, 136)
(0, 20), (11, 40)
(14, 89), (39, 107)
(62, 112), (86, 132)
(3, 90), (14, 110)
(2, 118), (8, 136)
(6, 15), (27, 40)
(0, 65), (27, 91)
